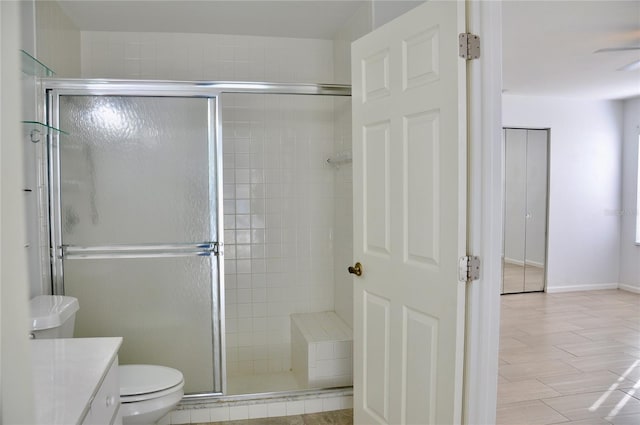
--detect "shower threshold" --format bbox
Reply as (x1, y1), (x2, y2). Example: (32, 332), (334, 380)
(177, 386), (353, 422)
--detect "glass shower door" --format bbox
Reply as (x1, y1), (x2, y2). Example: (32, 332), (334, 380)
(50, 94), (222, 395)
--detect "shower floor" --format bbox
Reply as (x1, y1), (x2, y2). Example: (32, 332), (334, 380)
(227, 371), (302, 395)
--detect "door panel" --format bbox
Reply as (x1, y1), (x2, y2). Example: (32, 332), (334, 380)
(401, 307), (437, 424)
(352, 1), (467, 423)
(51, 93), (222, 395)
(363, 291), (390, 423)
(363, 122), (391, 256)
(524, 130), (548, 292)
(503, 129), (527, 293)
(405, 110), (440, 266)
(64, 256), (215, 393)
(58, 96), (211, 246)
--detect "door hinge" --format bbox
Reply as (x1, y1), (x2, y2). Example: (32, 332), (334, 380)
(459, 255), (480, 282)
(213, 242), (223, 256)
(459, 33), (480, 60)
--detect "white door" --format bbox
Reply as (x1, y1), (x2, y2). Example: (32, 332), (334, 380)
(351, 1), (467, 424)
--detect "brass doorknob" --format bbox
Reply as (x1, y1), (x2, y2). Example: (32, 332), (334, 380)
(348, 262), (363, 276)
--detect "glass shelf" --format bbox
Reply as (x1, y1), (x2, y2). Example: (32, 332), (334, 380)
(22, 121), (68, 143)
(20, 50), (55, 77)
(22, 121), (68, 134)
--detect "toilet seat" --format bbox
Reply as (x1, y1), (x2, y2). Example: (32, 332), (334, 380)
(119, 365), (184, 402)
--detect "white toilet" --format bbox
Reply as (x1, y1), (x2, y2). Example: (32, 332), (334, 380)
(29, 295), (185, 424)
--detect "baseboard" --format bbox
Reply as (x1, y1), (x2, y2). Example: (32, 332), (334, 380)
(619, 284), (640, 294)
(546, 283), (619, 293)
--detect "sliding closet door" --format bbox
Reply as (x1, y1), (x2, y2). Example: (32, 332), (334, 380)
(524, 130), (548, 292)
(503, 129), (527, 293)
(502, 128), (549, 294)
(51, 94), (222, 394)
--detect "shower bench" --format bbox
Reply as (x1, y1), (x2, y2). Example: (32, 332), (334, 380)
(291, 311), (353, 388)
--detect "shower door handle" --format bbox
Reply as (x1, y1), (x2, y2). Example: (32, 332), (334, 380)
(348, 262), (363, 277)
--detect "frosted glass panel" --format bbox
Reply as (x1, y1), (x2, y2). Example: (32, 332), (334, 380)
(58, 96), (212, 245)
(55, 94), (221, 395)
(64, 256), (215, 394)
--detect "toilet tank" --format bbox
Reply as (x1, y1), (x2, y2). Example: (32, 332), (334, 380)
(29, 295), (79, 339)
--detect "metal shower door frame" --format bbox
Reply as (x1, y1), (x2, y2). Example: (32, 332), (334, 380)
(46, 83), (225, 396)
(43, 79), (351, 399)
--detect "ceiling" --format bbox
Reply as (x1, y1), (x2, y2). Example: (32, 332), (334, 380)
(57, 0), (640, 100)
(502, 0), (640, 100)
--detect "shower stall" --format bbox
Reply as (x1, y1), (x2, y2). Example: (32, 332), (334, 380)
(43, 79), (352, 399)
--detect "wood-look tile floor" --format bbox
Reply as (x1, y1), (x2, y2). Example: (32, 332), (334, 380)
(498, 289), (640, 425)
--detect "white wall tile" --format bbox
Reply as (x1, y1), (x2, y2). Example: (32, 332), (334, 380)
(248, 403), (269, 419)
(304, 398), (325, 414)
(169, 409), (190, 425)
(229, 405), (249, 420)
(322, 397), (342, 412)
(189, 408), (210, 423)
(286, 400), (305, 415)
(209, 406), (230, 422)
(267, 401), (287, 418)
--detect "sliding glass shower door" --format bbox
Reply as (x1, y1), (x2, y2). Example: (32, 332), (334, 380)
(49, 93), (223, 395)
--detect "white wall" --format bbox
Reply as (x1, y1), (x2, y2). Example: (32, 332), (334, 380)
(35, 0), (81, 77)
(21, 0), (80, 298)
(503, 95), (623, 291)
(1, 1), (35, 422)
(620, 96), (640, 292)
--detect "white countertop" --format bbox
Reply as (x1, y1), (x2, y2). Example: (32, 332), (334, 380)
(31, 337), (122, 425)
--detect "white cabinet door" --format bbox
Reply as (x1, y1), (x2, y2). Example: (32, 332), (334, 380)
(351, 1), (467, 423)
(83, 357), (121, 425)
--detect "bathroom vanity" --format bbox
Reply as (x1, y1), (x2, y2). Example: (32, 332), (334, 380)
(31, 337), (122, 425)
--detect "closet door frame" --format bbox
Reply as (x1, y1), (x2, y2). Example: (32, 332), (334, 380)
(501, 127), (550, 295)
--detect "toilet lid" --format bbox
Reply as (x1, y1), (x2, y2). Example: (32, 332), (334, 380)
(119, 365), (184, 396)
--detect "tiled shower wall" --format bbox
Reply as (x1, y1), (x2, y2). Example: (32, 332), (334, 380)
(81, 31), (333, 83)
(222, 93), (335, 375)
(80, 31), (338, 376)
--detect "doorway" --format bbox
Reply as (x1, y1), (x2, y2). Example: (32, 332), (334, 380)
(502, 127), (550, 294)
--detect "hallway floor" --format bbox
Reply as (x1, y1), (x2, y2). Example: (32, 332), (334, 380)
(498, 289), (640, 425)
